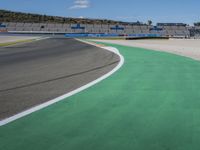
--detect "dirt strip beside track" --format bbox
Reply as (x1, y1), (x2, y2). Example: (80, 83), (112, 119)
(0, 35), (40, 43)
(93, 39), (200, 60)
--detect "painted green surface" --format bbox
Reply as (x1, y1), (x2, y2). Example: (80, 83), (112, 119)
(1, 43), (200, 150)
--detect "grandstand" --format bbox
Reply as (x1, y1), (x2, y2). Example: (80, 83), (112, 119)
(189, 24), (200, 38)
(0, 22), (192, 38)
(1, 22), (149, 34)
(0, 9), (197, 38)
(157, 23), (190, 37)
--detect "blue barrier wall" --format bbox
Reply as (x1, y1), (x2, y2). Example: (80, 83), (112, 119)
(65, 33), (119, 37)
(65, 33), (161, 38)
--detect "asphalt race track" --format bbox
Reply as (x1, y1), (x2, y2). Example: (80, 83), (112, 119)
(0, 38), (120, 120)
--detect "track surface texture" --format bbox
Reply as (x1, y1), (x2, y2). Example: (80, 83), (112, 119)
(1, 41), (200, 150)
(0, 38), (119, 120)
(0, 35), (39, 43)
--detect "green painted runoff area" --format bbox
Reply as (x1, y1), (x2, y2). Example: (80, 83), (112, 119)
(1, 43), (200, 150)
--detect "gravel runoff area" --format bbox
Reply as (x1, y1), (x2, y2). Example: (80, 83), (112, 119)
(0, 38), (120, 120)
(0, 35), (40, 43)
(93, 39), (200, 60)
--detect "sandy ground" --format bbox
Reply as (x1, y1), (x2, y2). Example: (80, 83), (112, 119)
(93, 39), (200, 60)
(0, 36), (39, 43)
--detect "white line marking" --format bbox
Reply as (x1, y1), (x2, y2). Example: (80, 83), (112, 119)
(0, 39), (124, 126)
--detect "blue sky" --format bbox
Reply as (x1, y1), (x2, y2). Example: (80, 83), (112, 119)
(0, 0), (199, 25)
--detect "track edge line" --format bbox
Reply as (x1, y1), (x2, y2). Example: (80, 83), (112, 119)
(0, 39), (124, 126)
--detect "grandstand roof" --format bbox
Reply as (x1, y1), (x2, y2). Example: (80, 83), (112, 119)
(157, 23), (187, 26)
